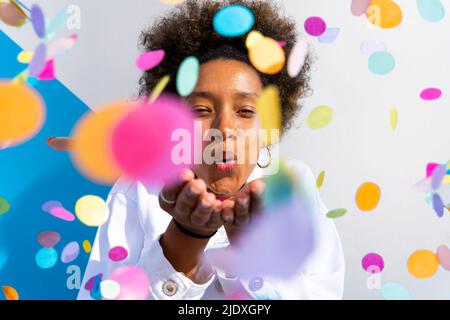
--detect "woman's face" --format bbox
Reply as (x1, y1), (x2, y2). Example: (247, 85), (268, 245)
(184, 59), (263, 197)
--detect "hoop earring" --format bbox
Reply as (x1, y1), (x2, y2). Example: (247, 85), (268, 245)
(257, 146), (271, 169)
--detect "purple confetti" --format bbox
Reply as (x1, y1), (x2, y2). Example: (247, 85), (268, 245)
(31, 4), (46, 38)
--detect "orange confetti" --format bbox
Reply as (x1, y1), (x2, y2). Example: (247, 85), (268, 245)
(355, 182), (381, 211)
(407, 250), (439, 279)
(2, 286), (19, 300)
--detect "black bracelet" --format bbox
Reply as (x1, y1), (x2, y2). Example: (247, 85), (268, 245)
(173, 219), (217, 239)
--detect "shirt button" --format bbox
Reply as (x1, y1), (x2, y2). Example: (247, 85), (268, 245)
(162, 280), (177, 297)
(215, 279), (224, 293)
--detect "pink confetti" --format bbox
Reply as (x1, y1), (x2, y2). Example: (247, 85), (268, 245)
(287, 38), (308, 78)
(85, 273), (103, 291)
(136, 50), (165, 71)
(109, 266), (150, 300)
(437, 245), (450, 271)
(61, 241), (80, 263)
(426, 163), (439, 177)
(362, 252), (384, 273)
(108, 246), (128, 262)
(42, 201), (75, 222)
(420, 88), (442, 101)
(304, 16), (327, 37)
(37, 231), (61, 248)
(38, 59), (55, 80)
(351, 0), (371, 16)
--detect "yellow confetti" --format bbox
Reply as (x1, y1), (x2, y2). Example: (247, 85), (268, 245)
(407, 250), (439, 279)
(256, 85), (281, 145)
(390, 107), (398, 130)
(75, 195), (109, 227)
(245, 30), (264, 49)
(366, 0), (403, 29)
(17, 51), (33, 64)
(307, 105), (333, 129)
(82, 240), (92, 253)
(316, 171), (326, 189)
(355, 182), (381, 211)
(2, 286), (19, 300)
(149, 75), (170, 103)
(248, 35), (285, 75)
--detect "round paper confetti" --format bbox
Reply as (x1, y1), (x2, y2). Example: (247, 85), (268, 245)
(366, 0), (403, 29)
(368, 51), (395, 75)
(100, 280), (121, 300)
(37, 231), (61, 248)
(307, 105), (333, 129)
(2, 286), (19, 300)
(108, 246), (128, 262)
(304, 16), (327, 37)
(356, 182), (381, 211)
(42, 200), (75, 221)
(248, 36), (285, 75)
(46, 137), (74, 151)
(136, 50), (165, 71)
(360, 40), (387, 56)
(82, 240), (92, 253)
(326, 208), (347, 219)
(420, 88), (442, 101)
(28, 42), (47, 78)
(256, 85), (281, 145)
(318, 28), (340, 44)
(71, 101), (133, 185)
(85, 273), (103, 291)
(351, 0), (372, 16)
(407, 250), (439, 279)
(432, 192), (444, 217)
(0, 2), (28, 27)
(249, 277), (264, 291)
(362, 252), (384, 273)
(0, 82), (45, 145)
(436, 245), (450, 271)
(109, 266), (150, 300)
(381, 282), (410, 300)
(213, 4), (254, 37)
(17, 51), (33, 64)
(75, 195), (109, 227)
(287, 38), (308, 78)
(417, 0), (445, 22)
(35, 247), (58, 269)
(31, 4), (46, 38)
(245, 30), (264, 49)
(176, 56), (200, 96)
(0, 197), (10, 215)
(316, 171), (326, 189)
(61, 241), (80, 263)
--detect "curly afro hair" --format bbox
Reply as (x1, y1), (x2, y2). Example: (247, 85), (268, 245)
(138, 0), (312, 134)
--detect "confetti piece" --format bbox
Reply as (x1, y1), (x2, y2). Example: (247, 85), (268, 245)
(362, 252), (384, 273)
(46, 8), (70, 40)
(100, 280), (121, 300)
(432, 192), (444, 217)
(407, 249), (439, 279)
(46, 137), (73, 151)
(213, 4), (254, 37)
(248, 35), (285, 75)
(245, 30), (264, 49)
(381, 282), (410, 300)
(0, 82), (45, 145)
(307, 105), (333, 129)
(43, 201), (75, 221)
(47, 34), (78, 58)
(248, 277), (264, 291)
(61, 241), (80, 263)
(89, 274), (102, 300)
(368, 51), (395, 75)
(390, 107), (398, 130)
(71, 101), (133, 185)
(304, 16), (327, 37)
(85, 273), (103, 291)
(420, 88), (442, 101)
(135, 49), (165, 71)
(366, 0), (403, 29)
(360, 40), (387, 56)
(436, 245), (450, 271)
(0, 1), (27, 27)
(41, 200), (61, 212)
(28, 42), (47, 77)
(256, 85), (281, 145)
(37, 231), (61, 248)
(316, 171), (326, 189)
(426, 163), (439, 177)
(356, 182), (381, 211)
(431, 163), (447, 189)
(2, 286), (19, 300)
(109, 266), (150, 300)
(75, 195), (109, 227)
(111, 96), (194, 186)
(37, 59), (55, 81)
(0, 196), (10, 215)
(318, 28), (340, 44)
(108, 246), (128, 262)
(35, 247), (58, 269)
(30, 4), (45, 38)
(176, 56), (199, 96)
(326, 208), (347, 219)
(17, 51), (33, 64)
(351, 0), (372, 16)
(149, 75), (170, 103)
(287, 37), (308, 78)
(82, 240), (92, 253)
(417, 0), (445, 22)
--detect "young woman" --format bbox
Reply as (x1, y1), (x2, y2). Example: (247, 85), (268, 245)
(78, 0), (344, 300)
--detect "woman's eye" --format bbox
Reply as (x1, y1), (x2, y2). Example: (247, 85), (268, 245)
(193, 106), (211, 115)
(238, 108), (256, 117)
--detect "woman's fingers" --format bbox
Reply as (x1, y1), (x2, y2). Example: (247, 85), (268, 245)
(173, 178), (206, 221)
(206, 202), (224, 229)
(190, 192), (215, 226)
(221, 199), (235, 224)
(249, 179), (265, 215)
(234, 192), (250, 226)
(159, 168), (195, 211)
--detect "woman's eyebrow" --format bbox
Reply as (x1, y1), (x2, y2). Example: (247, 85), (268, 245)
(234, 91), (259, 99)
(187, 91), (214, 99)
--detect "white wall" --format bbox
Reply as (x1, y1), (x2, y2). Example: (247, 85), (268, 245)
(2, 0), (449, 299)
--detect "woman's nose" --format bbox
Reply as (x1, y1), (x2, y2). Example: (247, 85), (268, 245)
(213, 109), (235, 140)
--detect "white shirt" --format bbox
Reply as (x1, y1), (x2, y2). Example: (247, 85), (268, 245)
(77, 157), (345, 300)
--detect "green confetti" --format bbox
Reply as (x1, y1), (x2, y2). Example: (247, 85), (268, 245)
(326, 208), (347, 219)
